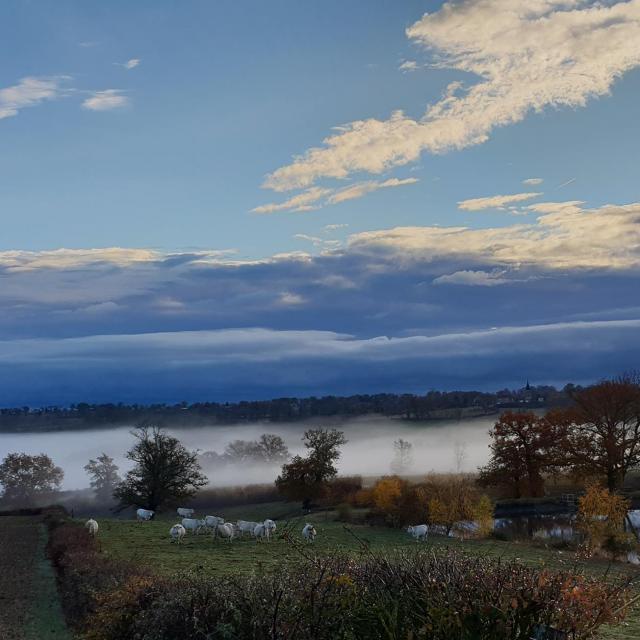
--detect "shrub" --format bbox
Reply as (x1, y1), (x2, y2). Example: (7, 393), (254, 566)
(577, 483), (636, 559)
(80, 550), (634, 640)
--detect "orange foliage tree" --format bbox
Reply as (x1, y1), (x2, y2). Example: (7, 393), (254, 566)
(478, 412), (562, 498)
(549, 379), (640, 491)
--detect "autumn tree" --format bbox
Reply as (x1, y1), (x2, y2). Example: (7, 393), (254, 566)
(577, 483), (634, 558)
(84, 453), (121, 503)
(478, 412), (561, 498)
(425, 474), (483, 536)
(114, 425), (207, 512)
(276, 428), (346, 505)
(550, 379), (640, 491)
(0, 453), (63, 506)
(390, 438), (413, 474)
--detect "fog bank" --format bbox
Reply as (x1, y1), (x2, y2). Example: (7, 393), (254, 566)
(0, 415), (494, 490)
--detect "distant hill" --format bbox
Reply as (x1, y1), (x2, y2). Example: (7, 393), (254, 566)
(0, 384), (576, 433)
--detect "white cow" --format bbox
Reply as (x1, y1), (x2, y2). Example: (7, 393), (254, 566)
(302, 523), (316, 543)
(85, 518), (99, 536)
(205, 515), (224, 529)
(182, 518), (206, 534)
(169, 524), (186, 543)
(177, 507), (195, 518)
(407, 524), (429, 541)
(262, 519), (277, 541)
(216, 523), (235, 542)
(237, 520), (260, 537)
(253, 523), (267, 541)
(136, 508), (155, 522)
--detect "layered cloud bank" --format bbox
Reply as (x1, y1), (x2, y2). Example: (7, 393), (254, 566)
(257, 0), (640, 210)
(1, 199), (640, 403)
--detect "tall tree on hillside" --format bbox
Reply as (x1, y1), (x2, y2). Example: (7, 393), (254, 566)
(114, 424), (207, 512)
(549, 377), (640, 491)
(276, 428), (346, 504)
(84, 453), (121, 503)
(0, 453), (63, 506)
(479, 412), (561, 498)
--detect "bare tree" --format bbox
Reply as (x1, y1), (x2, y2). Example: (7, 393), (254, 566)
(390, 438), (413, 474)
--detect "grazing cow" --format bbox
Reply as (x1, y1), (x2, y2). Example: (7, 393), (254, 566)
(253, 523), (267, 541)
(136, 508), (155, 522)
(407, 524), (428, 541)
(177, 507), (195, 518)
(205, 515), (224, 537)
(85, 518), (99, 536)
(237, 520), (259, 537)
(216, 523), (235, 542)
(170, 524), (186, 543)
(182, 518), (206, 534)
(261, 519), (276, 541)
(302, 523), (316, 543)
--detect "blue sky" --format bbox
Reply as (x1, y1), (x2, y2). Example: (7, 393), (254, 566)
(1, 0), (640, 404)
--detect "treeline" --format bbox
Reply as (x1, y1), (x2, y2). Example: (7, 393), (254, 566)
(0, 384), (572, 432)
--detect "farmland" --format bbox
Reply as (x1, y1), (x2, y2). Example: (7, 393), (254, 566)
(94, 502), (640, 639)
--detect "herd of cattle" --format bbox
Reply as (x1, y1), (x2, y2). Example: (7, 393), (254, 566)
(83, 508), (318, 544)
(83, 509), (430, 546)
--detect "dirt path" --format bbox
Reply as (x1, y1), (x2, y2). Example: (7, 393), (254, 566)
(0, 516), (70, 640)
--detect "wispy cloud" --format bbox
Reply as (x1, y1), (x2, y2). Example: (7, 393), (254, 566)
(262, 0), (640, 193)
(523, 178), (543, 186)
(327, 177), (418, 206)
(0, 76), (68, 120)
(324, 224), (349, 232)
(252, 187), (332, 214)
(254, 178), (417, 214)
(115, 58), (141, 70)
(458, 192), (541, 211)
(556, 177), (577, 189)
(82, 89), (129, 111)
(399, 60), (418, 72)
(432, 270), (511, 287)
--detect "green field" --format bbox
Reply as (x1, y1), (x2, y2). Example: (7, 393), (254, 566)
(95, 502), (640, 639)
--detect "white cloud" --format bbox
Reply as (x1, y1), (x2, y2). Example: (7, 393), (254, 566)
(278, 292), (305, 306)
(82, 89), (129, 111)
(458, 192), (542, 211)
(350, 200), (640, 270)
(252, 187), (332, 214)
(324, 223), (349, 232)
(254, 178), (417, 213)
(327, 177), (418, 205)
(0, 76), (67, 120)
(263, 0), (640, 192)
(523, 178), (544, 185)
(433, 270), (511, 286)
(556, 177), (577, 189)
(399, 60), (418, 72)
(122, 59), (140, 70)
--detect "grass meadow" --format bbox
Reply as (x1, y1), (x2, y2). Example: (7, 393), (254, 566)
(91, 502), (640, 639)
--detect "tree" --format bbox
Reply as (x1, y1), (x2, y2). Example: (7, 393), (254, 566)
(114, 425), (207, 512)
(223, 434), (290, 465)
(550, 379), (640, 491)
(276, 428), (346, 504)
(390, 438), (413, 474)
(0, 453), (63, 506)
(478, 412), (560, 498)
(84, 453), (121, 503)
(257, 434), (290, 464)
(577, 483), (634, 558)
(425, 474), (482, 536)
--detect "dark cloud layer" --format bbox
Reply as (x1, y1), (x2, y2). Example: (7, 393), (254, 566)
(2, 201), (640, 404)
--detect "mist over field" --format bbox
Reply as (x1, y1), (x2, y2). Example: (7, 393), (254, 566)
(0, 416), (494, 490)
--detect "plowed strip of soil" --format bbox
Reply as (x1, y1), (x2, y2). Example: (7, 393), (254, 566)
(0, 516), (69, 640)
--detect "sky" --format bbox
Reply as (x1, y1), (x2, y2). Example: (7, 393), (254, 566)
(1, 0), (640, 405)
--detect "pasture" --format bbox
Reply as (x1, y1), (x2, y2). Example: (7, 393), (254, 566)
(93, 502), (640, 639)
